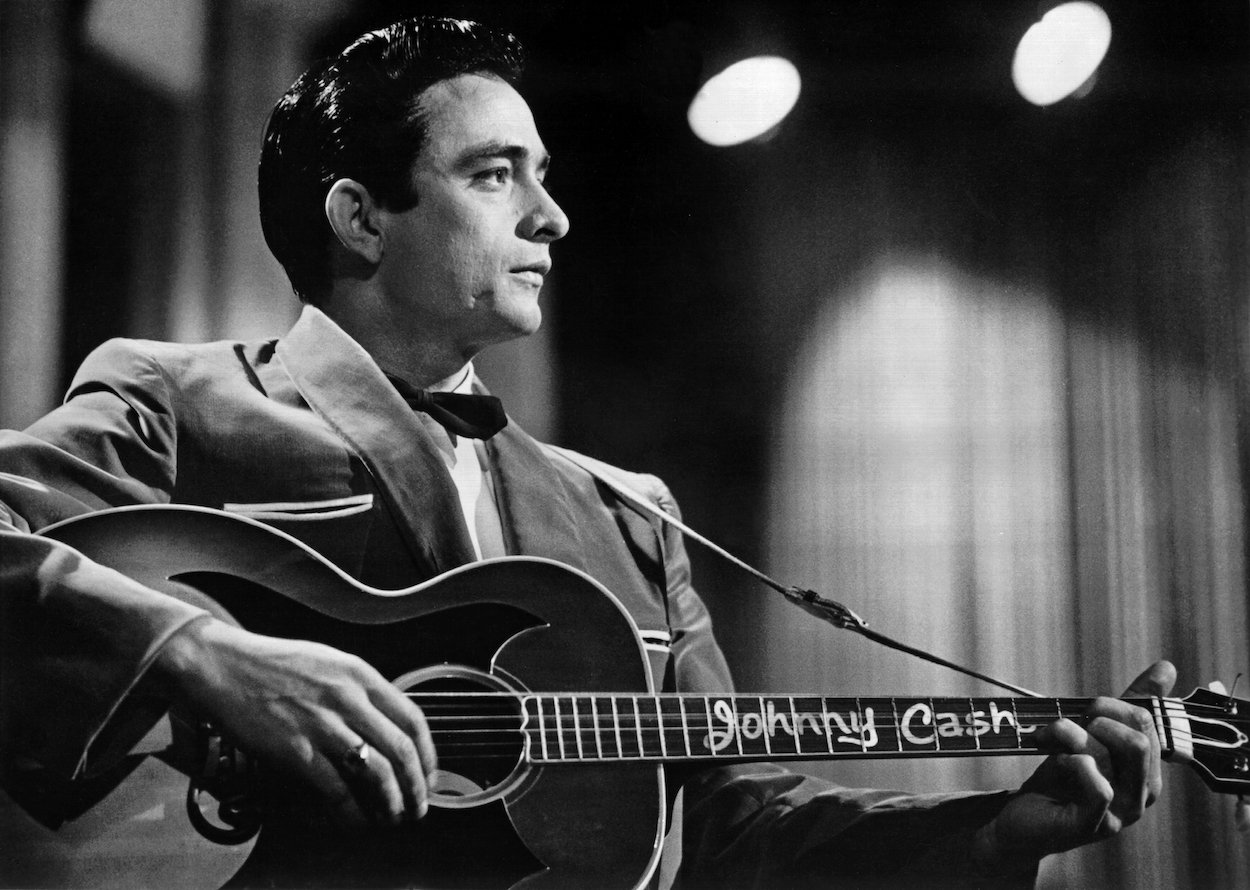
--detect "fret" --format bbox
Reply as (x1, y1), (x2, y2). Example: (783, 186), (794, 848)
(618, 697), (641, 760)
(703, 697), (718, 757)
(820, 697), (835, 754)
(611, 696), (624, 759)
(655, 697), (668, 758)
(658, 697), (687, 759)
(757, 696), (808, 756)
(679, 697), (692, 757)
(979, 698), (1027, 752)
(577, 696), (599, 760)
(729, 697), (770, 758)
(792, 696), (827, 755)
(934, 698), (982, 754)
(759, 697), (773, 757)
(590, 697), (603, 759)
(566, 696), (584, 760)
(634, 696), (646, 756)
(636, 697), (664, 758)
(571, 698), (585, 760)
(856, 698), (888, 754)
(888, 697), (901, 753)
(730, 698), (745, 756)
(1019, 699), (1059, 752)
(536, 697), (549, 762)
(820, 698), (871, 754)
(554, 697), (567, 761)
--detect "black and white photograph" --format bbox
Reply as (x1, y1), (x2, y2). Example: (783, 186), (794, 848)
(1, 1), (1247, 887)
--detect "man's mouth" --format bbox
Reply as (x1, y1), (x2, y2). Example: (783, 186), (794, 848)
(511, 262), (551, 286)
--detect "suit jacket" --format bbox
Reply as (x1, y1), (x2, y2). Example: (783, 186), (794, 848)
(0, 306), (1028, 888)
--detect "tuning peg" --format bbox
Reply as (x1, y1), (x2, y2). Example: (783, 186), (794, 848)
(1208, 675), (1243, 713)
(1236, 796), (1250, 833)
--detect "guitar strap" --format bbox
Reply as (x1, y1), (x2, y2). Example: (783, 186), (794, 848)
(546, 444), (1041, 698)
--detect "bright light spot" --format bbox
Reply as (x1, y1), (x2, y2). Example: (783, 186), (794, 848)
(1012, 2), (1111, 106)
(688, 56), (801, 147)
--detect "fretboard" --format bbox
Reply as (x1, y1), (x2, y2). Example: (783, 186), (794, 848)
(519, 693), (1161, 764)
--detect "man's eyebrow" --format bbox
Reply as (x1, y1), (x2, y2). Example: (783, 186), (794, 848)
(456, 141), (551, 172)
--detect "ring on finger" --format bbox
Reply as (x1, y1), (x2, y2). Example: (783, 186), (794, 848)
(338, 741), (371, 774)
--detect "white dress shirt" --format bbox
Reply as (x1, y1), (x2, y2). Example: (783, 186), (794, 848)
(426, 364), (507, 560)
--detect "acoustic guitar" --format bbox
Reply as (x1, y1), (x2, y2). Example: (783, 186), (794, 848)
(3, 505), (1247, 888)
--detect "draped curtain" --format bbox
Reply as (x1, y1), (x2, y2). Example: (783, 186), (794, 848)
(0, 0), (557, 438)
(760, 128), (1249, 888)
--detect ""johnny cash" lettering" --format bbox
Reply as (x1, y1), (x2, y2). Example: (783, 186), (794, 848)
(700, 697), (1038, 755)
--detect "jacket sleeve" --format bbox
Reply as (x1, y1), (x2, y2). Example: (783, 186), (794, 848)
(646, 480), (1036, 889)
(0, 340), (209, 787)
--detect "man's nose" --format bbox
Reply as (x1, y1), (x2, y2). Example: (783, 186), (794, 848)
(522, 185), (570, 242)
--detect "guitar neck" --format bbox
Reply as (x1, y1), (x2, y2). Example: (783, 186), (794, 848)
(521, 693), (1170, 765)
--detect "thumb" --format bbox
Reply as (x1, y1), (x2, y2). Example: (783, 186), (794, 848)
(1121, 660), (1176, 698)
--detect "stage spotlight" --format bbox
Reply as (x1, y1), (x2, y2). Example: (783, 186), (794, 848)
(688, 56), (801, 147)
(1012, 2), (1111, 106)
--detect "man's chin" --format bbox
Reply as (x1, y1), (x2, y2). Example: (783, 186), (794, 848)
(503, 303), (543, 338)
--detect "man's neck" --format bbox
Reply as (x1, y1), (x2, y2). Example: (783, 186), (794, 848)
(318, 295), (475, 390)
(428, 364), (473, 393)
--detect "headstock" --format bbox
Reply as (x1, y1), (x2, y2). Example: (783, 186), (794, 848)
(1170, 686), (1250, 796)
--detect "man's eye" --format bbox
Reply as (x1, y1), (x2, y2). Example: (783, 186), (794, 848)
(475, 167), (510, 186)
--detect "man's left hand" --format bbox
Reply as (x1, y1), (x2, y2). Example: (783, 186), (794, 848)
(973, 660), (1177, 872)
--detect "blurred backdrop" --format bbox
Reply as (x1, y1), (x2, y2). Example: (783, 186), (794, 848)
(1, 1), (1248, 886)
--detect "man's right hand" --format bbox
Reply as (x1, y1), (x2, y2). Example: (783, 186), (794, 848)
(153, 616), (437, 827)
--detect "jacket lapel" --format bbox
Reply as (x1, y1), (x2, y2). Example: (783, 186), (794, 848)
(275, 306), (477, 578)
(485, 419), (589, 572)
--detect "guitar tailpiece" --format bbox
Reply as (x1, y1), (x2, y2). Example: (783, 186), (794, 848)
(185, 722), (263, 845)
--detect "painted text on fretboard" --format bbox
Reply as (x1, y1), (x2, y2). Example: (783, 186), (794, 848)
(525, 695), (1054, 763)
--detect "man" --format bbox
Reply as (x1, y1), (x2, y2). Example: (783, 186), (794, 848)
(0, 16), (1174, 888)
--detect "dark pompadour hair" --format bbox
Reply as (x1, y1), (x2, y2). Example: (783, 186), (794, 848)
(258, 17), (525, 303)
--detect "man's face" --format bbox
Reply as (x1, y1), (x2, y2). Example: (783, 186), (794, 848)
(375, 73), (569, 355)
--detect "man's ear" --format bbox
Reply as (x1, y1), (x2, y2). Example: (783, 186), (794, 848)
(324, 178), (383, 265)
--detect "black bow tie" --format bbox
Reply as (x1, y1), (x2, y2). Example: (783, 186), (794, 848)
(387, 374), (508, 440)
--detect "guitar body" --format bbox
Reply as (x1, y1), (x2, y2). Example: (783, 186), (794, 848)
(13, 506), (1248, 888)
(8, 506), (667, 890)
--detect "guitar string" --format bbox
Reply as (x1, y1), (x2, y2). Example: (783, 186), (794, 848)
(409, 708), (1244, 731)
(415, 725), (1235, 745)
(385, 733), (1241, 763)
(407, 698), (1245, 730)
(407, 695), (1245, 725)
(410, 741), (1239, 768)
(409, 735), (1238, 765)
(407, 716), (1238, 754)
(405, 695), (1245, 735)
(404, 732), (1240, 766)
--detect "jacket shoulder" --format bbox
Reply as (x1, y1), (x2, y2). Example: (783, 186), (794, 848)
(78, 335), (278, 371)
(543, 443), (678, 514)
(71, 336), (280, 392)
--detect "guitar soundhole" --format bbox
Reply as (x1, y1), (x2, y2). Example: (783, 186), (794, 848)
(391, 665), (526, 810)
